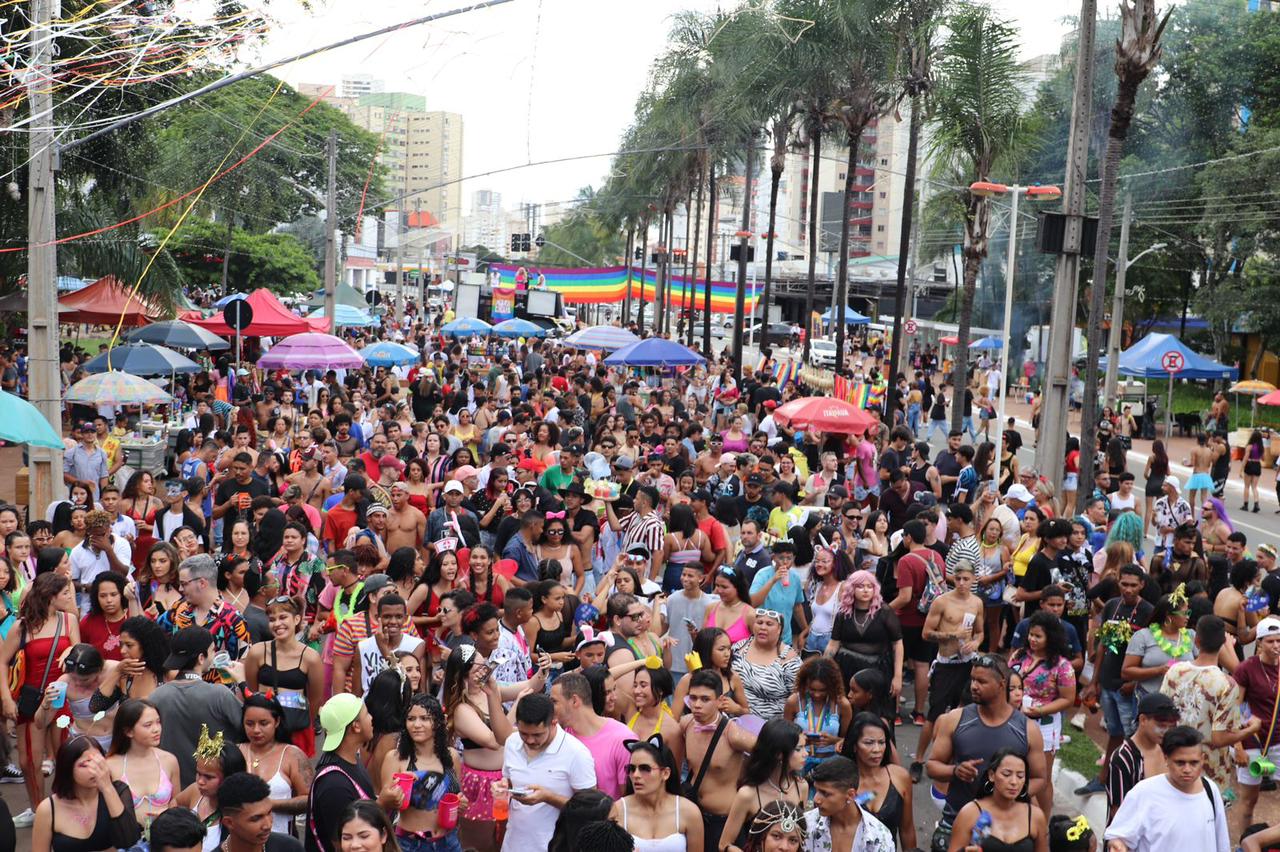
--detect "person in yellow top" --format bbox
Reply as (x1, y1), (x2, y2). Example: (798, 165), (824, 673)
(627, 660), (676, 740)
(1011, 506), (1045, 578)
(95, 416), (124, 480)
(767, 482), (809, 540)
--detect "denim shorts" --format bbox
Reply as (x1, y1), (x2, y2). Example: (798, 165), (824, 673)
(396, 830), (463, 852)
(1101, 687), (1138, 738)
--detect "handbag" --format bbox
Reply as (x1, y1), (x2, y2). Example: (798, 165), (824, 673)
(16, 613), (63, 718)
(270, 640), (310, 733)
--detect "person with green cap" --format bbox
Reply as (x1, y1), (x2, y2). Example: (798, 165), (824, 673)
(304, 693), (399, 852)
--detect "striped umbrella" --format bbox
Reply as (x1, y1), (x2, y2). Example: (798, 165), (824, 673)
(66, 371), (173, 406)
(1229, 380), (1276, 395)
(563, 325), (640, 350)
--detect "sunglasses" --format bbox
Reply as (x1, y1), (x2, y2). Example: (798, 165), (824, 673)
(546, 529), (564, 536)
(757, 609), (783, 622)
(626, 764), (658, 775)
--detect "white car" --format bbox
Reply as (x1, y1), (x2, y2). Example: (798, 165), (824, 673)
(810, 339), (838, 368)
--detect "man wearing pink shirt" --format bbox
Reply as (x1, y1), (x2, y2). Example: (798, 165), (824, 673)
(551, 670), (634, 798)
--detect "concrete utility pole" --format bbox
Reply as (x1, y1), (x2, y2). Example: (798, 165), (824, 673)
(26, 0), (62, 511)
(1104, 192), (1131, 407)
(324, 130), (338, 326)
(732, 142), (754, 382)
(1035, 0), (1096, 498)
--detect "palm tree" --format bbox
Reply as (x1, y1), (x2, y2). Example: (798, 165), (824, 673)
(887, 0), (947, 381)
(1077, 0), (1171, 505)
(928, 3), (1033, 432)
(827, 0), (899, 368)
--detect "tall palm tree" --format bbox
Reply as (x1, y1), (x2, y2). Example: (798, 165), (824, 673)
(828, 0), (899, 368)
(1077, 0), (1171, 505)
(928, 4), (1033, 432)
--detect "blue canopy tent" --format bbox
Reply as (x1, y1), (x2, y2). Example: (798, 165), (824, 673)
(1107, 333), (1237, 380)
(604, 338), (706, 368)
(492, 318), (549, 339)
(820, 306), (871, 326)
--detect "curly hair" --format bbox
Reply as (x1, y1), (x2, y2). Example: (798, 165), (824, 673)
(18, 572), (69, 632)
(837, 569), (882, 618)
(795, 656), (845, 702)
(120, 616), (170, 680)
(397, 694), (454, 777)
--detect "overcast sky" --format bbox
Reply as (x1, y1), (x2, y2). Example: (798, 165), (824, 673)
(257, 0), (1083, 215)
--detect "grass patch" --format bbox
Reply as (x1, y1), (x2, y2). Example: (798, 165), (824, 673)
(1057, 725), (1103, 778)
(1121, 379), (1280, 431)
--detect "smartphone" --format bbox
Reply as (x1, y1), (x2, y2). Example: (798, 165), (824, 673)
(509, 786), (533, 797)
(682, 617), (698, 629)
(805, 732), (821, 741)
(987, 481), (998, 495)
(477, 664), (492, 685)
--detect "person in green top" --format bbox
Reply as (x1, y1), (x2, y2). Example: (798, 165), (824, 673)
(539, 444), (583, 494)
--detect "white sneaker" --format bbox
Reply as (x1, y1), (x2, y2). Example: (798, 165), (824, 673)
(12, 808), (34, 828)
(1061, 734), (1072, 745)
(41, 759), (52, 776)
(1070, 712), (1086, 730)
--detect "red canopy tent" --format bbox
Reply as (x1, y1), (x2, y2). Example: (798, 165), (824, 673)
(184, 288), (329, 336)
(57, 276), (161, 326)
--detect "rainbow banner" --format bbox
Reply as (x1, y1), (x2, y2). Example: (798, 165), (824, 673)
(833, 376), (888, 410)
(488, 264), (757, 312)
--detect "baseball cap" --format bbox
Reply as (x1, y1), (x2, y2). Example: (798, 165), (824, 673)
(690, 489), (712, 504)
(746, 472), (764, 486)
(163, 627), (213, 671)
(625, 542), (651, 560)
(379, 455), (405, 471)
(1136, 692), (1179, 720)
(829, 484), (848, 499)
(613, 455), (635, 471)
(319, 693), (365, 752)
(1164, 476), (1181, 493)
(1257, 616), (1280, 640)
(763, 399), (779, 410)
(282, 484), (303, 501)
(365, 502), (389, 516)
(452, 465), (479, 481)
(1005, 484), (1035, 503)
(443, 480), (464, 494)
(490, 442), (511, 457)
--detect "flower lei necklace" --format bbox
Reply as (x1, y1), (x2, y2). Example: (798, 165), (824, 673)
(1152, 627), (1192, 659)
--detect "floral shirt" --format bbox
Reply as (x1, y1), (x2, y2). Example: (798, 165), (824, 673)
(803, 806), (895, 852)
(1153, 496), (1193, 549)
(1161, 661), (1243, 787)
(158, 598), (251, 682)
(1008, 651), (1076, 713)
(266, 550), (327, 606)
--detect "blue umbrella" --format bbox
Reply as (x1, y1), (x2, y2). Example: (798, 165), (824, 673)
(212, 292), (247, 309)
(492, 318), (549, 339)
(0, 390), (63, 449)
(307, 304), (376, 327)
(604, 337), (706, 367)
(83, 342), (201, 376)
(441, 317), (493, 337)
(361, 340), (419, 367)
(969, 337), (1004, 350)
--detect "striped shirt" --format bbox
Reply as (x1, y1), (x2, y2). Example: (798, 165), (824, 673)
(619, 510), (666, 562)
(1106, 737), (1146, 815)
(946, 534), (983, 577)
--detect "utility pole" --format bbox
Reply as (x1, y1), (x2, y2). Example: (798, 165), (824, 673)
(1104, 192), (1132, 407)
(732, 141), (754, 383)
(1035, 0), (1096, 500)
(323, 130), (338, 326)
(26, 0), (61, 511)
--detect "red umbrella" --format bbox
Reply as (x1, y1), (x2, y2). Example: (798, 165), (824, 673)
(1258, 389), (1280, 406)
(773, 397), (877, 434)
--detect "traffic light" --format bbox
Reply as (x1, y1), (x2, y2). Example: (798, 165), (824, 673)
(520, 233), (532, 252)
(510, 234), (520, 253)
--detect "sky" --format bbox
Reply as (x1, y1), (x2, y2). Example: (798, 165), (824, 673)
(255, 0), (1084, 218)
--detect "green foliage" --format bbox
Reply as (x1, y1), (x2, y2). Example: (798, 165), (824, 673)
(167, 220), (319, 295)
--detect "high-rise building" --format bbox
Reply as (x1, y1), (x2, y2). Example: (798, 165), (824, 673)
(462, 190), (505, 249)
(340, 74), (384, 100)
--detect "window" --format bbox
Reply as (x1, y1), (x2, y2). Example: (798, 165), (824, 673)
(879, 192), (887, 199)
(876, 225), (885, 232)
(880, 158), (888, 166)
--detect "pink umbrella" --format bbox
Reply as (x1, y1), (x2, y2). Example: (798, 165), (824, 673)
(257, 332), (363, 370)
(773, 397), (877, 434)
(1258, 389), (1280, 406)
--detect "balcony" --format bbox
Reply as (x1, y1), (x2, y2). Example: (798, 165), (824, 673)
(855, 167), (875, 178)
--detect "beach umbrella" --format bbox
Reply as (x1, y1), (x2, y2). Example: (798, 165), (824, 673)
(603, 338), (706, 368)
(83, 343), (201, 377)
(1229, 379), (1278, 427)
(212, 292), (247, 309)
(440, 317), (493, 337)
(773, 397), (877, 434)
(562, 325), (640, 350)
(361, 341), (419, 368)
(306, 304), (377, 327)
(1257, 389), (1280, 406)
(257, 333), (364, 370)
(969, 337), (1004, 350)
(493, 318), (549, 339)
(124, 319), (230, 351)
(0, 390), (64, 449)
(66, 371), (172, 406)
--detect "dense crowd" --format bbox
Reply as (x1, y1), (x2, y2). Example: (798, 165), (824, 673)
(0, 314), (1276, 852)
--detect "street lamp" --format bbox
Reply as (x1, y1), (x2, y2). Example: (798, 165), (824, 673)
(968, 181), (1061, 489)
(1104, 234), (1167, 407)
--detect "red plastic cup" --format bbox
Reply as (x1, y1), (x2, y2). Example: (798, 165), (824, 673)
(438, 792), (460, 830)
(392, 772), (415, 811)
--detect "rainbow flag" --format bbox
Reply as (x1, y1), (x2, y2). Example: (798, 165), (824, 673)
(488, 264), (757, 312)
(629, 269), (761, 315)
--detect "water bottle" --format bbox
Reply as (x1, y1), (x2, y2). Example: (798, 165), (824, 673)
(972, 810), (993, 845)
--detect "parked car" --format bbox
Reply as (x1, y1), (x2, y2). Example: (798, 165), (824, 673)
(810, 338), (838, 368)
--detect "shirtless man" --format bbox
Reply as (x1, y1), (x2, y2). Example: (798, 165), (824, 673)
(216, 426), (258, 471)
(694, 435), (725, 486)
(386, 481), (427, 554)
(911, 560), (986, 783)
(674, 669), (757, 848)
(285, 446), (333, 510)
(1187, 434), (1215, 520)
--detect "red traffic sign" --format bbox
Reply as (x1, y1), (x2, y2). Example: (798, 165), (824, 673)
(1161, 350), (1185, 374)
(904, 319), (918, 335)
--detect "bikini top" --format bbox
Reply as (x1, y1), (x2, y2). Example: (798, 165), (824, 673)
(122, 751), (174, 810)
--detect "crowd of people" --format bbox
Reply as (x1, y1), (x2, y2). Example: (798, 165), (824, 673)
(0, 317), (1275, 852)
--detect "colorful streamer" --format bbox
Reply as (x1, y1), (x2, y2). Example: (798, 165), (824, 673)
(488, 264), (761, 312)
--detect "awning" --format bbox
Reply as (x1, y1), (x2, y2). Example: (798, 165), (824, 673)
(58, 276), (162, 326)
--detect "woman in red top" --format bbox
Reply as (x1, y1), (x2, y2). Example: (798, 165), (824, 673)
(79, 573), (134, 661)
(465, 545), (507, 607)
(0, 572), (80, 817)
(403, 458), (433, 515)
(120, 471), (162, 572)
(409, 548), (461, 638)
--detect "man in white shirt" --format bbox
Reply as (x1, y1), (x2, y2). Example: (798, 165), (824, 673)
(70, 510), (132, 613)
(804, 755), (894, 852)
(502, 692), (596, 852)
(1103, 726), (1230, 852)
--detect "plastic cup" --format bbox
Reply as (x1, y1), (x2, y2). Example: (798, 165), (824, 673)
(438, 792), (460, 830)
(49, 681), (67, 710)
(392, 772), (415, 811)
(491, 782), (510, 821)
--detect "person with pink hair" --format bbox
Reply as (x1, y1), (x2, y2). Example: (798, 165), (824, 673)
(825, 569), (904, 699)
